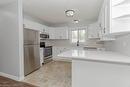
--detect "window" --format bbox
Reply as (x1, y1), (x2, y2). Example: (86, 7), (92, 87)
(71, 29), (86, 43)
(71, 30), (78, 43)
(79, 30), (86, 42)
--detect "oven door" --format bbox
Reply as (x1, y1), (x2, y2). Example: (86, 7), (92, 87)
(44, 46), (52, 58)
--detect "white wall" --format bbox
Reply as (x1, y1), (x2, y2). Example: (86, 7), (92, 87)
(23, 13), (44, 25)
(105, 34), (130, 57)
(0, 0), (24, 80)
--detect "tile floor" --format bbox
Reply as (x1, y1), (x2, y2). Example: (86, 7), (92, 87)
(23, 61), (72, 87)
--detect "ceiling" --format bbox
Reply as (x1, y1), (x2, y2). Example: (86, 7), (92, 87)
(0, 0), (15, 5)
(23, 0), (104, 26)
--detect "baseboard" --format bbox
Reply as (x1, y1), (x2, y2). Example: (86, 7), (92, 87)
(0, 72), (24, 81)
(19, 76), (24, 81)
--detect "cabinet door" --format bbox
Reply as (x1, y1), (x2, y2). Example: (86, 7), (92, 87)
(43, 27), (49, 34)
(104, 0), (110, 34)
(99, 0), (109, 35)
(54, 29), (60, 39)
(48, 28), (56, 39)
(111, 0), (130, 34)
(48, 27), (69, 39)
(57, 29), (63, 39)
(99, 0), (115, 40)
(101, 8), (106, 35)
(53, 47), (71, 57)
(62, 28), (69, 39)
(98, 0), (110, 35)
(40, 48), (44, 65)
(88, 23), (99, 39)
(54, 28), (69, 39)
(53, 47), (60, 57)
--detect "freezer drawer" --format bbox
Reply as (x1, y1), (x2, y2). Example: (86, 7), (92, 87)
(24, 45), (40, 76)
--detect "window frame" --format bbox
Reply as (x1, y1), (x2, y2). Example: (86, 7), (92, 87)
(70, 27), (87, 44)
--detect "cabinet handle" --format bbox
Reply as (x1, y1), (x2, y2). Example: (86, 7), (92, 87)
(104, 28), (105, 34)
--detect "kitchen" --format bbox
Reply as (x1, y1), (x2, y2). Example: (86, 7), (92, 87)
(0, 0), (130, 87)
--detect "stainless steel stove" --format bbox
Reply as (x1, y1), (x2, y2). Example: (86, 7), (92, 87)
(40, 42), (53, 64)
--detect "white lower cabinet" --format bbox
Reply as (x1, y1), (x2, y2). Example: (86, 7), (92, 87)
(53, 47), (71, 58)
(40, 48), (44, 66)
(72, 60), (130, 87)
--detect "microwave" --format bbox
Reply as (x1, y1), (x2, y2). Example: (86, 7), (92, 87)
(40, 33), (49, 39)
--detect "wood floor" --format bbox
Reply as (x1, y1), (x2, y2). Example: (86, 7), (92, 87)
(0, 76), (37, 87)
(23, 61), (72, 87)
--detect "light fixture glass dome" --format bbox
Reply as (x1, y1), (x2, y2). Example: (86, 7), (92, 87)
(65, 10), (75, 17)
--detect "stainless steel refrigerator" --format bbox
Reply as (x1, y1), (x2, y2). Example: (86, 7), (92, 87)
(24, 29), (40, 76)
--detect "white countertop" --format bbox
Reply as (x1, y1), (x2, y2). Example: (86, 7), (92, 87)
(58, 50), (130, 65)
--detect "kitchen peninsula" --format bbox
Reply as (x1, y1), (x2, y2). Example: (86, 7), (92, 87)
(58, 50), (130, 87)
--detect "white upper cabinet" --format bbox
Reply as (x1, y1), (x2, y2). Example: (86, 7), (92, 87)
(24, 19), (45, 32)
(55, 28), (69, 39)
(43, 27), (49, 34)
(49, 27), (69, 40)
(112, 4), (130, 19)
(48, 28), (56, 39)
(112, 0), (130, 19)
(97, 0), (115, 41)
(98, 0), (130, 36)
(99, 0), (110, 35)
(111, 0), (130, 34)
(98, 0), (108, 37)
(88, 22), (99, 39)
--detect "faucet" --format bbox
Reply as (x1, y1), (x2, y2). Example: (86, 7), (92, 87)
(77, 40), (79, 46)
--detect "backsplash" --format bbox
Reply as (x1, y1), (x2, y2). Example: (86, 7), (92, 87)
(43, 39), (104, 48)
(104, 34), (130, 57)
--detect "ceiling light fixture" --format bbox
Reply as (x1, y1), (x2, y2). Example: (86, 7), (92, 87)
(65, 10), (75, 17)
(74, 20), (79, 24)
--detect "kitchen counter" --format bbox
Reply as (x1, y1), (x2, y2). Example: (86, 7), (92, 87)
(58, 50), (130, 65)
(58, 50), (130, 87)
